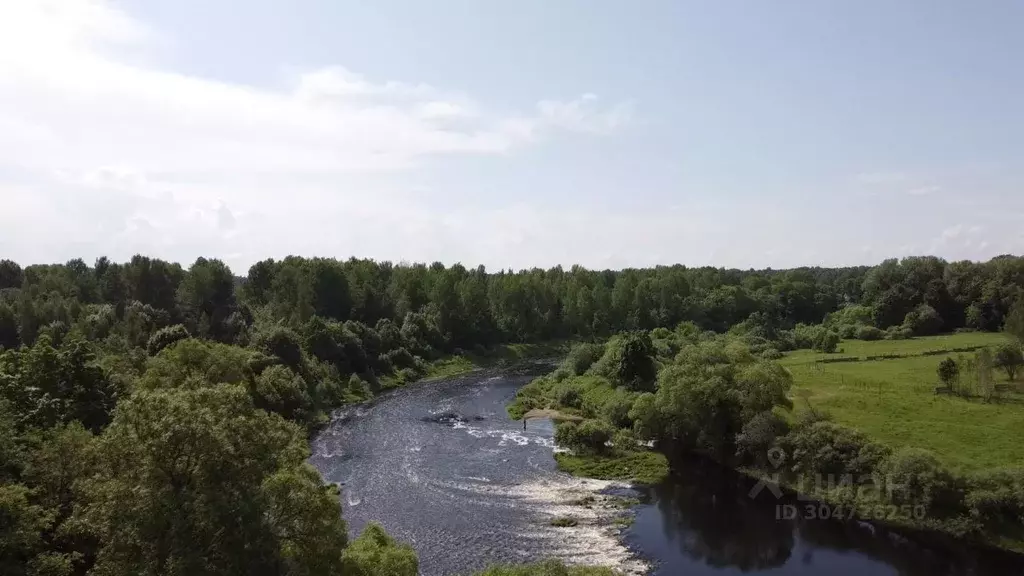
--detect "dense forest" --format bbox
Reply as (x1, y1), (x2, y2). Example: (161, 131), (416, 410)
(1, 253), (1023, 574)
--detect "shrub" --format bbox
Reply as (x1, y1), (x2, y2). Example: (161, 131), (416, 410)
(837, 324), (858, 340)
(792, 324), (825, 350)
(855, 325), (885, 341)
(564, 342), (606, 375)
(903, 304), (943, 336)
(384, 347), (416, 370)
(554, 419), (613, 454)
(612, 428), (637, 450)
(251, 364), (313, 423)
(965, 468), (1024, 531)
(590, 333), (656, 391)
(146, 324), (191, 355)
(760, 347), (783, 360)
(736, 411), (789, 467)
(783, 421), (890, 479)
(555, 382), (583, 409)
(886, 325), (913, 340)
(813, 331), (840, 354)
(884, 448), (962, 515)
(937, 357), (959, 388)
(994, 343), (1023, 381)
(260, 327), (305, 370)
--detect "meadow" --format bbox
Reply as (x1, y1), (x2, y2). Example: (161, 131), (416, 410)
(780, 331), (1024, 472)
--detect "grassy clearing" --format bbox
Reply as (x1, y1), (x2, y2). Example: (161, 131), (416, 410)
(521, 408), (584, 422)
(780, 332), (1024, 472)
(554, 450), (669, 486)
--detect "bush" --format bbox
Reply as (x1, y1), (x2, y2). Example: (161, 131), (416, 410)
(965, 468), (1024, 531)
(736, 411), (789, 467)
(590, 333), (656, 391)
(251, 364), (313, 423)
(837, 324), (858, 340)
(783, 421), (890, 479)
(937, 357), (959, 388)
(884, 448), (962, 515)
(855, 325), (885, 341)
(994, 343), (1023, 381)
(886, 325), (913, 340)
(146, 324), (191, 355)
(813, 331), (840, 353)
(903, 304), (943, 336)
(761, 347), (783, 360)
(554, 419), (613, 454)
(612, 428), (637, 450)
(260, 327), (305, 370)
(792, 324), (826, 350)
(555, 382), (583, 409)
(384, 347), (416, 370)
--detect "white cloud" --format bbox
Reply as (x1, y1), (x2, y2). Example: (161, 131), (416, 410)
(0, 0), (638, 271)
(907, 185), (940, 196)
(855, 171), (909, 185)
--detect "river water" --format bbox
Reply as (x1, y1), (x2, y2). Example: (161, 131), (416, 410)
(309, 365), (1024, 576)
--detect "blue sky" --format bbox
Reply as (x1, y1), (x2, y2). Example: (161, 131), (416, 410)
(1, 1), (1021, 272)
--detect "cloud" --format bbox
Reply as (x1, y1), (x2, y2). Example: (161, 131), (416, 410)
(907, 185), (940, 196)
(0, 0), (637, 270)
(855, 171), (909, 185)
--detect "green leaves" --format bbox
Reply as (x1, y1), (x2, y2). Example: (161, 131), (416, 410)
(340, 523), (418, 576)
(81, 385), (342, 576)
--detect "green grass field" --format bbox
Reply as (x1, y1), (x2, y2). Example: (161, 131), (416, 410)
(780, 332), (1024, 472)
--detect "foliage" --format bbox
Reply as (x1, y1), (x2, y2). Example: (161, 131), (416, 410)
(565, 342), (605, 375)
(782, 420), (890, 479)
(554, 419), (613, 454)
(553, 450), (669, 486)
(1005, 300), (1024, 342)
(813, 330), (840, 353)
(590, 332), (657, 391)
(994, 343), (1023, 381)
(145, 323), (190, 356)
(937, 357), (960, 388)
(904, 304), (944, 336)
(78, 385), (348, 576)
(340, 523), (418, 576)
(2, 251), (1024, 568)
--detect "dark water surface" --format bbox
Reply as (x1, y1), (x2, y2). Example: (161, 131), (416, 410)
(309, 367), (1024, 576)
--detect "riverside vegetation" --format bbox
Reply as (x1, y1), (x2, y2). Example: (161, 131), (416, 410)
(0, 253), (1022, 573)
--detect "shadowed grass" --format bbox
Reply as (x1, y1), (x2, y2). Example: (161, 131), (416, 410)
(554, 450), (669, 486)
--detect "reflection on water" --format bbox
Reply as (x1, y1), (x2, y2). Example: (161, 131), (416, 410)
(626, 456), (1024, 576)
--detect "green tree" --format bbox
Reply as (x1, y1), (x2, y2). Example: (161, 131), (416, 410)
(937, 357), (959, 389)
(146, 324), (191, 356)
(1005, 300), (1024, 343)
(994, 343), (1023, 381)
(79, 385), (347, 576)
(0, 303), (19, 350)
(340, 523), (418, 576)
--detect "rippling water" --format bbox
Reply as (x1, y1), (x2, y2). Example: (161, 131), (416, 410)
(309, 367), (1024, 576)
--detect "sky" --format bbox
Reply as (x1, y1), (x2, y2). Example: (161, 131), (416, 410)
(1, 0), (1022, 274)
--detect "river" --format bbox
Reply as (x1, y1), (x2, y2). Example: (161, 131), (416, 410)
(309, 365), (1024, 576)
